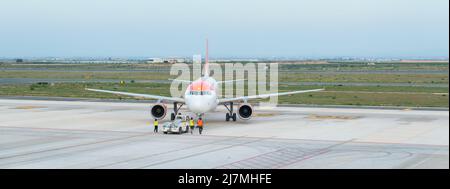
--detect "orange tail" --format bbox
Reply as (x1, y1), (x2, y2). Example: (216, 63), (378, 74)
(203, 38), (209, 77)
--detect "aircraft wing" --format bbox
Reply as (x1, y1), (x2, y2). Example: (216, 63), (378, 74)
(85, 88), (185, 103)
(218, 88), (324, 104)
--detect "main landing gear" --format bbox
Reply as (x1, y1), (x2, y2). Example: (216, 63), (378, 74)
(170, 102), (184, 121)
(224, 102), (237, 122)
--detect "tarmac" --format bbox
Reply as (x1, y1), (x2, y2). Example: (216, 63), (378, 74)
(0, 99), (448, 169)
(1, 78), (447, 88)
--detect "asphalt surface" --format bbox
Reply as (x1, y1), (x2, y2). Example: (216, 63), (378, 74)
(1, 78), (447, 88)
(1, 67), (448, 74)
(0, 99), (448, 169)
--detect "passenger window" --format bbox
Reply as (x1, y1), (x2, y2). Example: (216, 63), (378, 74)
(189, 91), (209, 95)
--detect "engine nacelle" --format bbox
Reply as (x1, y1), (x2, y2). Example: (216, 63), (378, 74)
(238, 103), (253, 120)
(151, 103), (167, 119)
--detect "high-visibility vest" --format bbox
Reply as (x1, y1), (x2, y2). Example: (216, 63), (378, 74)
(197, 120), (203, 127)
(154, 120), (158, 126)
(189, 120), (194, 126)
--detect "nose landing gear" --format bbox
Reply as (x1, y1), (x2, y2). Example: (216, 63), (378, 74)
(224, 102), (237, 122)
(171, 102), (184, 121)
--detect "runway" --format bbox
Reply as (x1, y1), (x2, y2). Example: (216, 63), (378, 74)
(1, 78), (447, 88)
(0, 99), (448, 169)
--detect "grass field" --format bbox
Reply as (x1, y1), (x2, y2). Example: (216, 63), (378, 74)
(0, 61), (448, 107)
(1, 61), (449, 72)
(0, 82), (447, 107)
(0, 70), (448, 84)
(280, 73), (448, 84)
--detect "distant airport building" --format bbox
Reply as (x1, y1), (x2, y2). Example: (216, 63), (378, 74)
(147, 58), (163, 63)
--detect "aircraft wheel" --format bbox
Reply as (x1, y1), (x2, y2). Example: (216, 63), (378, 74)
(171, 113), (175, 121)
(232, 113), (237, 121)
(226, 113), (230, 121)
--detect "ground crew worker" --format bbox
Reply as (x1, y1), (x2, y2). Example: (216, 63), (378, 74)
(189, 117), (195, 134)
(153, 119), (158, 133)
(181, 116), (187, 133)
(185, 116), (190, 132)
(197, 118), (203, 135)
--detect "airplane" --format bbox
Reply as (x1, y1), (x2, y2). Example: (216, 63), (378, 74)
(85, 40), (324, 121)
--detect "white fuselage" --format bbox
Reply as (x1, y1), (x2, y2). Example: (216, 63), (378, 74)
(184, 77), (219, 114)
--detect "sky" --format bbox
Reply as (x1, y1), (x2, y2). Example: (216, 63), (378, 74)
(0, 0), (448, 58)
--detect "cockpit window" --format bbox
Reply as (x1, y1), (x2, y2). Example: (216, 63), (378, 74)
(189, 91), (200, 95)
(189, 91), (211, 95)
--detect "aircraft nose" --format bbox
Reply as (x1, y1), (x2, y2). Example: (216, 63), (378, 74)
(188, 97), (208, 113)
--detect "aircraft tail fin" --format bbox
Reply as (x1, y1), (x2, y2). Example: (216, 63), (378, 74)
(203, 38), (210, 77)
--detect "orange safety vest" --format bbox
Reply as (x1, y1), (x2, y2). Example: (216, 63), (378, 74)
(197, 120), (203, 127)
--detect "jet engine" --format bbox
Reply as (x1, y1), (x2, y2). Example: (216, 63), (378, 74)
(238, 103), (253, 120)
(151, 103), (167, 119)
